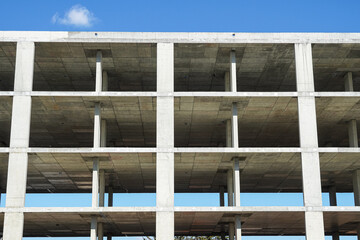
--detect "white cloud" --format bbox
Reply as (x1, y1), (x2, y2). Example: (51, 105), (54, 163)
(52, 5), (96, 27)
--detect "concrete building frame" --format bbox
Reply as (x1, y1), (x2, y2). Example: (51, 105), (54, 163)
(0, 32), (359, 239)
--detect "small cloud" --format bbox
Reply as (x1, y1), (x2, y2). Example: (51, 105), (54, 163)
(52, 5), (96, 27)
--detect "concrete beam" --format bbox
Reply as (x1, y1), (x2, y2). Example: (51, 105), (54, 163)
(295, 43), (325, 240)
(344, 72), (353, 92)
(96, 51), (103, 92)
(156, 43), (174, 240)
(348, 119), (358, 147)
(230, 50), (237, 92)
(3, 41), (35, 240)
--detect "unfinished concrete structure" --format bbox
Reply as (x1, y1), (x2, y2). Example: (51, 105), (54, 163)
(0, 32), (359, 239)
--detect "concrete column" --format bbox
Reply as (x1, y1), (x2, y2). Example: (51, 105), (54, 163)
(96, 51), (103, 92)
(232, 103), (239, 148)
(108, 186), (113, 207)
(332, 232), (339, 240)
(348, 119), (358, 147)
(235, 215), (242, 240)
(225, 72), (230, 92)
(220, 186), (225, 206)
(329, 186), (337, 206)
(329, 186), (339, 240)
(99, 170), (105, 207)
(226, 119), (232, 147)
(3, 41), (35, 240)
(295, 43), (325, 240)
(233, 158), (241, 206)
(91, 216), (98, 240)
(229, 222), (235, 240)
(92, 159), (99, 207)
(344, 72), (353, 92)
(156, 43), (174, 240)
(101, 119), (107, 147)
(354, 170), (360, 206)
(230, 50), (237, 92)
(94, 103), (101, 148)
(102, 70), (108, 91)
(227, 170), (234, 206)
(98, 223), (104, 240)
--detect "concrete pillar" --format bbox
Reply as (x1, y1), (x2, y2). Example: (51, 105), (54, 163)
(94, 103), (101, 148)
(348, 119), (358, 147)
(92, 159), (99, 207)
(102, 70), (108, 91)
(227, 170), (233, 206)
(101, 119), (107, 147)
(344, 72), (353, 92)
(108, 186), (113, 207)
(156, 43), (174, 240)
(226, 119), (232, 147)
(220, 186), (225, 206)
(98, 223), (104, 240)
(295, 43), (325, 240)
(3, 41), (35, 240)
(329, 186), (337, 206)
(232, 103), (239, 148)
(229, 222), (235, 240)
(96, 50), (103, 92)
(99, 170), (105, 207)
(235, 215), (242, 240)
(91, 216), (98, 240)
(230, 50), (237, 92)
(354, 170), (360, 206)
(233, 158), (241, 206)
(225, 72), (230, 92)
(329, 186), (339, 240)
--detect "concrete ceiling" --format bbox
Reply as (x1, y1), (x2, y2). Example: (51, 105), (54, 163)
(0, 209), (356, 237)
(0, 152), (358, 193)
(1, 42), (360, 92)
(0, 96), (360, 148)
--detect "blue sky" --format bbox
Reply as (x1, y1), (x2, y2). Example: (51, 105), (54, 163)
(1, 0), (359, 239)
(0, 0), (360, 32)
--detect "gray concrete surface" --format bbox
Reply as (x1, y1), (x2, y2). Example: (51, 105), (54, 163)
(0, 32), (359, 239)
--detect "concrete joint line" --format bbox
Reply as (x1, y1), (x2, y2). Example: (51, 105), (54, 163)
(300, 148), (319, 153)
(298, 92), (315, 97)
(9, 147), (28, 153)
(157, 148), (174, 153)
(157, 93), (174, 97)
(305, 206), (324, 212)
(156, 207), (174, 212)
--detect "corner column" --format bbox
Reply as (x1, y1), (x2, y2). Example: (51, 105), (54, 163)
(156, 43), (174, 240)
(295, 43), (325, 240)
(3, 41), (35, 240)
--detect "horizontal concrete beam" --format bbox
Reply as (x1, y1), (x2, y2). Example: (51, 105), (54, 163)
(1, 32), (360, 43)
